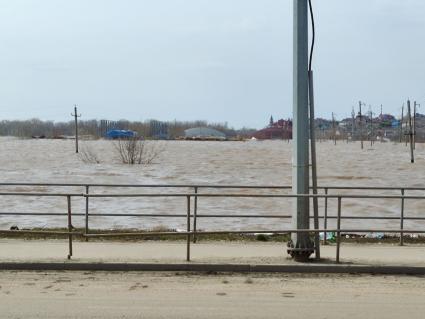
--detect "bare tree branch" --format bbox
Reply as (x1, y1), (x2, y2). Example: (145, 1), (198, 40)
(113, 138), (163, 165)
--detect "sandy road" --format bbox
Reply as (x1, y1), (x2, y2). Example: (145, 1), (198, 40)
(0, 271), (425, 319)
(2, 240), (425, 267)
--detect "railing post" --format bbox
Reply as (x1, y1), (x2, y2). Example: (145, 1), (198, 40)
(193, 186), (198, 243)
(336, 196), (342, 263)
(186, 195), (191, 262)
(400, 188), (405, 246)
(67, 195), (73, 259)
(85, 185), (89, 242)
(323, 188), (328, 245)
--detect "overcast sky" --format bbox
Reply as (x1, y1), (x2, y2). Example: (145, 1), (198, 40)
(1, 0), (424, 129)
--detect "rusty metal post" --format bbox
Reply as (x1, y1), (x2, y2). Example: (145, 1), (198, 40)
(400, 188), (405, 246)
(193, 186), (198, 243)
(186, 195), (191, 261)
(323, 188), (328, 245)
(336, 196), (342, 263)
(67, 195), (73, 259)
(85, 185), (89, 242)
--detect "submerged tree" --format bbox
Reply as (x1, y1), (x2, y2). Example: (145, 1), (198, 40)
(113, 137), (163, 165)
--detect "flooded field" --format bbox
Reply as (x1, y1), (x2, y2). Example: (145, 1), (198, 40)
(0, 137), (424, 231)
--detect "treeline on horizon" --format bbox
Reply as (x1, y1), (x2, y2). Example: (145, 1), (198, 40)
(0, 118), (257, 139)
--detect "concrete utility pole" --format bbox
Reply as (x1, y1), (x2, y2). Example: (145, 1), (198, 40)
(71, 105), (81, 153)
(288, 0), (313, 261)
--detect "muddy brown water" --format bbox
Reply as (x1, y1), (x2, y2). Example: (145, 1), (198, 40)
(0, 137), (424, 231)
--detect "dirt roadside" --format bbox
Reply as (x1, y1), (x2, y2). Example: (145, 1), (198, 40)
(0, 271), (424, 319)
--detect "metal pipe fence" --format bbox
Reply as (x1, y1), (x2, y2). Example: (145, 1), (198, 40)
(1, 183), (425, 263)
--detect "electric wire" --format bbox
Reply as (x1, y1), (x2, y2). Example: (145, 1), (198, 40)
(308, 0), (315, 72)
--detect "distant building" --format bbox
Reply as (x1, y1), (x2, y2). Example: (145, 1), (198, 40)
(391, 120), (400, 128)
(184, 127), (226, 140)
(252, 117), (292, 140)
(106, 129), (136, 139)
(339, 118), (352, 128)
(378, 114), (395, 122)
(149, 120), (169, 139)
(315, 118), (333, 130)
(99, 119), (127, 137)
(377, 114), (396, 127)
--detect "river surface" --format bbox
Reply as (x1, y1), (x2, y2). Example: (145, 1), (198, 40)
(0, 137), (424, 231)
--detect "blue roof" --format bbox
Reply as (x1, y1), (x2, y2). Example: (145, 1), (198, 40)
(106, 130), (136, 139)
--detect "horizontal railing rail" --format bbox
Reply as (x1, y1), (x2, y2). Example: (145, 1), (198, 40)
(0, 182), (425, 191)
(80, 193), (425, 199)
(1, 192), (425, 199)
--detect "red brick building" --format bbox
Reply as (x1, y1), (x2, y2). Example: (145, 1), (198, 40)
(252, 117), (292, 140)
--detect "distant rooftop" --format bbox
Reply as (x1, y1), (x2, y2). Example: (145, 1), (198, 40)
(184, 127), (226, 139)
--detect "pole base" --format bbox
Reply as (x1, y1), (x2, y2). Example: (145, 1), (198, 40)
(287, 242), (314, 262)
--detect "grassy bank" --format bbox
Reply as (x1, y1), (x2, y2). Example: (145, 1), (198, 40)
(0, 228), (290, 242)
(1, 228), (425, 244)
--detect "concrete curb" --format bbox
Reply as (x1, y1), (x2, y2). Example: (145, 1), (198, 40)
(1, 262), (425, 275)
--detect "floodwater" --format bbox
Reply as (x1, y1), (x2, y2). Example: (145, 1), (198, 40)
(0, 137), (424, 231)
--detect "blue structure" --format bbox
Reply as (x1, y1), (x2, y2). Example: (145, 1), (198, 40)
(106, 129), (136, 139)
(391, 120), (400, 128)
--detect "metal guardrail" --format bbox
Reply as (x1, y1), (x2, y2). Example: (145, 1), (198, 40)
(1, 183), (425, 263)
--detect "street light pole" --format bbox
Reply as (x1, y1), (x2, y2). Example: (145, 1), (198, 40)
(288, 0), (313, 261)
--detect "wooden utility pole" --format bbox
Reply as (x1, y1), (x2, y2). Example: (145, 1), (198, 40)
(405, 103), (408, 147)
(369, 107), (373, 147)
(71, 105), (81, 153)
(351, 107), (355, 142)
(359, 101), (364, 149)
(407, 100), (414, 163)
(399, 105), (404, 143)
(413, 102), (419, 150)
(332, 112), (336, 145)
